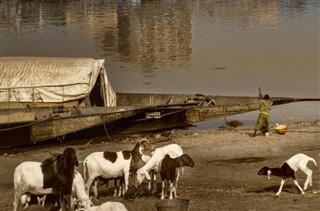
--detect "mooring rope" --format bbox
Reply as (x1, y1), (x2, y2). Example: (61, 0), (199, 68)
(101, 115), (112, 141)
(0, 116), (56, 132)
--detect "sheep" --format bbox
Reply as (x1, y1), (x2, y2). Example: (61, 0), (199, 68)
(136, 143), (184, 192)
(13, 147), (79, 211)
(83, 139), (154, 197)
(258, 153), (317, 196)
(77, 201), (128, 211)
(160, 154), (195, 199)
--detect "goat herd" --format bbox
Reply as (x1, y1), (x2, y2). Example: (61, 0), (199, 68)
(12, 139), (196, 211)
(12, 138), (318, 211)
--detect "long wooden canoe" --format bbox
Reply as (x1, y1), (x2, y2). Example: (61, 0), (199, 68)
(101, 93), (319, 134)
(0, 106), (149, 148)
(1, 92), (318, 147)
(2, 58), (318, 147)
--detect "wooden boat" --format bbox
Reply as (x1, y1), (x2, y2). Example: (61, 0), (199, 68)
(1, 57), (318, 147)
(101, 92), (319, 135)
(0, 106), (150, 148)
(0, 57), (137, 147)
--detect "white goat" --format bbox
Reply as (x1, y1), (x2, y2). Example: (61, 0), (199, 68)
(72, 171), (94, 209)
(258, 153), (317, 196)
(136, 144), (183, 191)
(14, 161), (92, 211)
(76, 201), (128, 211)
(83, 139), (154, 197)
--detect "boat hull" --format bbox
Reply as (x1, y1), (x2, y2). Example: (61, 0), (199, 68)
(0, 107), (148, 148)
(104, 102), (261, 134)
(1, 92), (315, 147)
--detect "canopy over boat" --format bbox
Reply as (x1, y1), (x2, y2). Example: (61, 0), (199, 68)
(0, 57), (116, 108)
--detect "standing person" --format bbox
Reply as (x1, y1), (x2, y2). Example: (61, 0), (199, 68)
(253, 93), (273, 137)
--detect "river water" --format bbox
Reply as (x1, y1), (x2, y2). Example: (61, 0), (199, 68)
(0, 0), (319, 128)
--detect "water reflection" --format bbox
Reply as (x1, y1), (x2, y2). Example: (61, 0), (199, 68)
(0, 0), (318, 98)
(2, 0), (316, 68)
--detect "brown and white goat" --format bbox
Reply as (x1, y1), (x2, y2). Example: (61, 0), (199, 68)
(160, 154), (195, 199)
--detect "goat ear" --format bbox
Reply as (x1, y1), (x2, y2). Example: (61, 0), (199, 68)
(139, 146), (145, 155)
(267, 170), (271, 179)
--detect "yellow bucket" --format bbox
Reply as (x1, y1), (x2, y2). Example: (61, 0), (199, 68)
(275, 124), (288, 135)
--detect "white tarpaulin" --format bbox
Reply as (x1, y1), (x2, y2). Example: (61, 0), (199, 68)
(0, 57), (116, 106)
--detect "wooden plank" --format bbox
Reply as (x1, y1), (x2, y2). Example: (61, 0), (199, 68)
(31, 115), (102, 142)
(30, 108), (147, 142)
(0, 112), (35, 124)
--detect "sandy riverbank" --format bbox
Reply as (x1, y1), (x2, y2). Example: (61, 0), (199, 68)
(0, 121), (319, 211)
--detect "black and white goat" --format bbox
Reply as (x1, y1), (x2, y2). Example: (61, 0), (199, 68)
(160, 154), (195, 199)
(83, 139), (154, 197)
(13, 147), (79, 211)
(258, 153), (317, 196)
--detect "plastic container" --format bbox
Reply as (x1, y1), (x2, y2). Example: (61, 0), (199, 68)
(275, 124), (288, 135)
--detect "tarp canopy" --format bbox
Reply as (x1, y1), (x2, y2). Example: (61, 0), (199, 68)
(0, 57), (116, 106)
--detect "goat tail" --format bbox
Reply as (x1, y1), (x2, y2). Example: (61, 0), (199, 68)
(310, 158), (317, 167)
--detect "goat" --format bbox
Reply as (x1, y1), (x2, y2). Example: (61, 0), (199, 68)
(78, 201), (128, 211)
(258, 153), (317, 196)
(83, 139), (154, 197)
(160, 154), (195, 199)
(136, 143), (184, 192)
(13, 147), (79, 211)
(71, 170), (94, 209)
(19, 170), (93, 210)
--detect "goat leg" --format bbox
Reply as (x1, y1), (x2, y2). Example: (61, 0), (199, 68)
(169, 181), (174, 199)
(293, 180), (305, 194)
(276, 179), (285, 196)
(161, 181), (165, 200)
